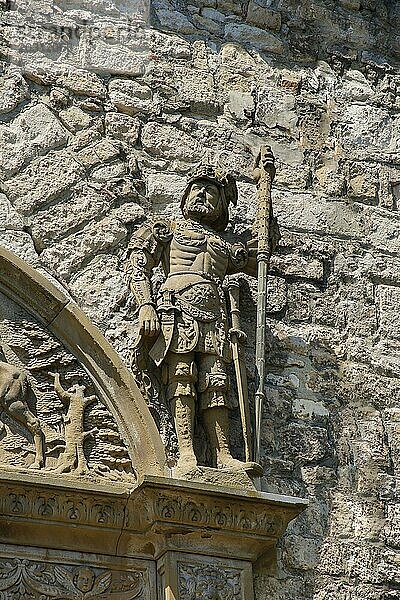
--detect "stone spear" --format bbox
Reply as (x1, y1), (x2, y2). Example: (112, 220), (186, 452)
(227, 277), (252, 462)
(253, 145), (275, 465)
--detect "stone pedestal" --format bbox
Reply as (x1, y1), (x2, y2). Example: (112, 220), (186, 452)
(0, 471), (307, 599)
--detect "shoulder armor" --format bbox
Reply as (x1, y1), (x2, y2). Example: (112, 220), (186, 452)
(152, 220), (173, 243)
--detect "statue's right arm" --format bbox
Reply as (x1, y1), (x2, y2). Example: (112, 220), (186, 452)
(126, 222), (172, 337)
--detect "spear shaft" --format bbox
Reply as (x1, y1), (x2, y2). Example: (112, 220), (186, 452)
(254, 147), (273, 465)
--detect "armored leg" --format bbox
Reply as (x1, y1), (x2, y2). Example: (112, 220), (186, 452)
(203, 406), (247, 470)
(197, 354), (238, 469)
(165, 352), (198, 474)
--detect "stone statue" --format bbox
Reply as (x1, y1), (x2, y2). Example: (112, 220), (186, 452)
(0, 348), (45, 469)
(49, 372), (97, 475)
(126, 154), (277, 476)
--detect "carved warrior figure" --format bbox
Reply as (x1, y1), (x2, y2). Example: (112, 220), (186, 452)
(126, 153), (277, 475)
(0, 349), (45, 469)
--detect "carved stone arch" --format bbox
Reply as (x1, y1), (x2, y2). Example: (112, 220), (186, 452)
(0, 247), (166, 478)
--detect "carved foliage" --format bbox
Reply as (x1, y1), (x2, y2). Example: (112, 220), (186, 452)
(178, 562), (242, 600)
(0, 558), (147, 599)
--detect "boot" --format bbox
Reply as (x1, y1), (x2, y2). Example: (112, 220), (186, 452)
(203, 407), (262, 474)
(171, 395), (198, 476)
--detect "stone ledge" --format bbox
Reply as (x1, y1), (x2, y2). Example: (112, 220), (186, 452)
(0, 471), (307, 563)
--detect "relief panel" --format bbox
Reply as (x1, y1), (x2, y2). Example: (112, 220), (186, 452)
(0, 289), (135, 483)
(0, 545), (155, 600)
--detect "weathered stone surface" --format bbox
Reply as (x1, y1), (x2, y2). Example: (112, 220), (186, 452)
(0, 103), (68, 179)
(141, 122), (200, 161)
(3, 151), (84, 215)
(2, 0), (400, 597)
(58, 68), (107, 98)
(225, 23), (284, 54)
(105, 112), (142, 145)
(41, 215), (127, 280)
(157, 7), (198, 33)
(59, 106), (93, 132)
(246, 2), (281, 31)
(108, 78), (153, 115)
(0, 69), (30, 114)
(146, 172), (187, 205)
(0, 193), (25, 231)
(28, 185), (115, 249)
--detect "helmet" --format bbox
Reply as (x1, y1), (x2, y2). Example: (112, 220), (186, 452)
(180, 164), (238, 232)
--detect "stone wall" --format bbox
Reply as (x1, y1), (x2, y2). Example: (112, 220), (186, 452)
(1, 0), (400, 597)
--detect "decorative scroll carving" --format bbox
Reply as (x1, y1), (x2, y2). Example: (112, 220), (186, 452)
(129, 486), (285, 538)
(178, 562), (241, 600)
(0, 558), (146, 599)
(0, 483), (126, 528)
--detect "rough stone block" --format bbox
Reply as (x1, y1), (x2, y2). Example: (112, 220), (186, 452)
(59, 107), (93, 133)
(0, 193), (25, 231)
(58, 69), (107, 99)
(280, 423), (330, 463)
(141, 122), (200, 161)
(338, 0), (361, 9)
(105, 113), (141, 145)
(224, 23), (284, 54)
(0, 69), (30, 114)
(28, 185), (115, 248)
(79, 32), (148, 76)
(246, 2), (281, 31)
(41, 216), (127, 280)
(146, 172), (187, 205)
(109, 79), (153, 116)
(283, 534), (321, 570)
(378, 285), (400, 340)
(271, 254), (324, 281)
(0, 103), (68, 180)
(75, 139), (120, 169)
(3, 151), (85, 215)
(156, 8), (198, 34)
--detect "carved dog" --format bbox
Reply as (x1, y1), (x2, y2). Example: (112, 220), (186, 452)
(0, 360), (45, 469)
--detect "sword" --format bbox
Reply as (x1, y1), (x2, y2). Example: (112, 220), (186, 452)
(227, 277), (252, 463)
(253, 145), (275, 465)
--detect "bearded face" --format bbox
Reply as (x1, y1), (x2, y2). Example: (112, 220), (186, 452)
(183, 178), (223, 224)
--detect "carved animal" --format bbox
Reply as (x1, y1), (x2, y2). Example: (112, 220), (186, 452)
(0, 360), (44, 469)
(50, 372), (97, 475)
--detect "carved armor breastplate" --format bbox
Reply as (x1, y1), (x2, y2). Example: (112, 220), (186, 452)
(168, 220), (230, 282)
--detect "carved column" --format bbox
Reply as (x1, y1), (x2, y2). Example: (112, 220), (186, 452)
(124, 477), (308, 600)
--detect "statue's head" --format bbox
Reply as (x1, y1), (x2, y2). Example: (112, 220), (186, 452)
(181, 165), (238, 232)
(74, 567), (95, 592)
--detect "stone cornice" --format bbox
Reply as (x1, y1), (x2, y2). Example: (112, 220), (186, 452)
(0, 472), (307, 562)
